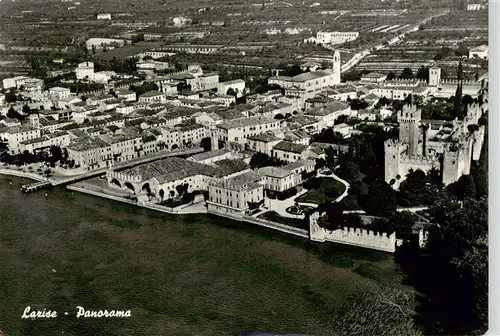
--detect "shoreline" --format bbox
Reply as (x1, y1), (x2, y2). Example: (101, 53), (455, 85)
(0, 169), (48, 183)
(67, 183), (310, 239)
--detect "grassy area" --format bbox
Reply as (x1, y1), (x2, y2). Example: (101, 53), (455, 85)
(296, 177), (346, 204)
(0, 177), (418, 335)
(257, 211), (305, 229)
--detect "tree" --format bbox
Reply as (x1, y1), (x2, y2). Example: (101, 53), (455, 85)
(200, 137), (211, 152)
(447, 174), (476, 200)
(386, 71), (396, 80)
(386, 211), (418, 235)
(338, 161), (360, 182)
(226, 87), (237, 96)
(398, 169), (441, 206)
(399, 67), (414, 80)
(422, 197), (487, 334)
(22, 104), (31, 114)
(315, 158), (326, 170)
(7, 107), (22, 120)
(362, 180), (397, 217)
(456, 43), (469, 57)
(249, 152), (284, 169)
(416, 66), (430, 83)
(5, 90), (17, 103)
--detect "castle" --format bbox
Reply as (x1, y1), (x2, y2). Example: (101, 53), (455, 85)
(384, 101), (486, 189)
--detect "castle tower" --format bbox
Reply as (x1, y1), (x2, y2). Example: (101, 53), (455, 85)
(332, 51), (341, 85)
(384, 139), (403, 186)
(397, 104), (421, 157)
(442, 142), (466, 186)
(429, 66), (441, 87)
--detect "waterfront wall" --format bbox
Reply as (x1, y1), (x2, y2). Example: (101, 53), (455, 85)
(210, 210), (309, 239)
(309, 212), (396, 253)
(0, 169), (48, 182)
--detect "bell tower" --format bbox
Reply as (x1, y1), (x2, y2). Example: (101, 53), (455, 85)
(332, 51), (341, 85)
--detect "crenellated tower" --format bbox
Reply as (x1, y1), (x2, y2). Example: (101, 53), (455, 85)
(442, 141), (467, 186)
(384, 139), (404, 185)
(397, 104), (421, 157)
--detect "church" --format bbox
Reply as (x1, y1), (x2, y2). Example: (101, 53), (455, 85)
(267, 51), (342, 106)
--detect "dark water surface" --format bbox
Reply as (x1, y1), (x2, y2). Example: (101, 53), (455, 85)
(0, 176), (410, 336)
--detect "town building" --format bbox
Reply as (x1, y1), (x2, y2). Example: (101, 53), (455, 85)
(271, 140), (310, 163)
(107, 157), (219, 201)
(304, 101), (351, 130)
(48, 87), (72, 100)
(207, 173), (264, 217)
(75, 62), (95, 80)
(138, 91), (166, 103)
(86, 38), (127, 51)
(469, 45), (489, 59)
(304, 31), (359, 45)
(97, 13), (112, 20)
(268, 52), (341, 106)
(0, 125), (42, 155)
(2, 76), (30, 90)
(247, 132), (282, 156)
(218, 79), (246, 96)
(213, 116), (282, 149)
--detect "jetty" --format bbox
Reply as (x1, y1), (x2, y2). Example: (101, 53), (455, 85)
(21, 181), (52, 193)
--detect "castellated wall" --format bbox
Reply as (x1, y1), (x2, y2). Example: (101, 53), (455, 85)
(399, 154), (440, 176)
(472, 125), (486, 161)
(309, 216), (396, 253)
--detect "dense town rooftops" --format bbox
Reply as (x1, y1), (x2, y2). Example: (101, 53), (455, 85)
(282, 159), (315, 171)
(272, 140), (308, 154)
(289, 114), (318, 126)
(0, 125), (38, 134)
(217, 116), (277, 130)
(214, 109), (246, 121)
(213, 159), (250, 176)
(305, 101), (350, 116)
(67, 136), (109, 151)
(247, 132), (280, 143)
(189, 148), (231, 162)
(139, 91), (164, 98)
(118, 157), (219, 183)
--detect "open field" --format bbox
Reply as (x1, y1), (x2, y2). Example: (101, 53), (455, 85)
(354, 9), (488, 75)
(0, 176), (418, 335)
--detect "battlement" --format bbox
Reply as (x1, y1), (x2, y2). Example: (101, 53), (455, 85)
(440, 79), (480, 86)
(384, 138), (401, 148)
(337, 226), (393, 238)
(384, 139), (406, 153)
(400, 154), (439, 166)
(397, 104), (421, 122)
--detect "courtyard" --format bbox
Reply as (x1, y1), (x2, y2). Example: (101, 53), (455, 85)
(295, 177), (347, 204)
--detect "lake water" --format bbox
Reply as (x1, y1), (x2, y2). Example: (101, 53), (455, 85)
(0, 176), (412, 336)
